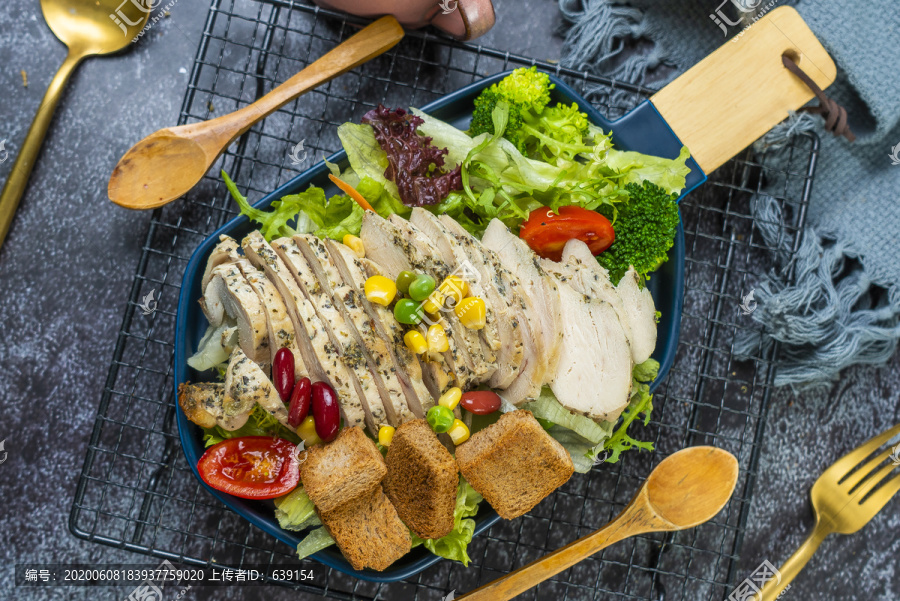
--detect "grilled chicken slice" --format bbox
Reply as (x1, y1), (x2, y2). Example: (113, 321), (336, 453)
(560, 240), (656, 364)
(437, 215), (527, 389)
(294, 234), (416, 424)
(360, 212), (482, 389)
(201, 264), (270, 367)
(409, 208), (501, 353)
(326, 239), (436, 415)
(177, 381), (253, 431)
(201, 235), (241, 292)
(207, 236), (307, 379)
(359, 254), (455, 400)
(614, 266), (658, 364)
(225, 348), (296, 432)
(545, 265), (633, 422)
(273, 237), (389, 433)
(481, 219), (564, 399)
(242, 232), (367, 432)
(388, 215), (498, 383)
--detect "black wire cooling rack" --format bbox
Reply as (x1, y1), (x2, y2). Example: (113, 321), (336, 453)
(69, 1), (819, 599)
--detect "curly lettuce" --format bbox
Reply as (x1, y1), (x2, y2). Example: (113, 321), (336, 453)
(410, 479), (483, 566)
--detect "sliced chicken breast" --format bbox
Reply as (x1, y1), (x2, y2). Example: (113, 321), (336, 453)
(294, 234), (416, 424)
(388, 215), (497, 381)
(225, 348), (296, 432)
(201, 235), (241, 291)
(177, 381), (252, 431)
(357, 253), (455, 401)
(273, 237), (389, 433)
(436, 214), (527, 389)
(326, 238), (436, 415)
(360, 212), (483, 389)
(207, 236), (307, 379)
(560, 241), (656, 364)
(545, 268), (633, 422)
(482, 219), (564, 399)
(614, 266), (658, 364)
(409, 208), (501, 353)
(241, 231), (367, 432)
(201, 264), (269, 367)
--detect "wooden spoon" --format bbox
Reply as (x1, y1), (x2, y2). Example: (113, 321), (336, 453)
(458, 446), (739, 601)
(108, 16), (404, 210)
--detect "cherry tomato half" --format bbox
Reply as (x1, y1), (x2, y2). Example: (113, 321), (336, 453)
(519, 206), (615, 262)
(460, 391), (502, 415)
(198, 436), (299, 499)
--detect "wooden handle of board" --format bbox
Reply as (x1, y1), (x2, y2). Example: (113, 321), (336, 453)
(650, 6), (836, 173)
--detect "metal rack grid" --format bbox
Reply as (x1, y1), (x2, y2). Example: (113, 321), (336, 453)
(69, 0), (818, 598)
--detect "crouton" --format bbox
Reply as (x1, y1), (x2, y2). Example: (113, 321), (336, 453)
(298, 427), (387, 514)
(383, 419), (458, 539)
(319, 485), (412, 571)
(455, 410), (574, 519)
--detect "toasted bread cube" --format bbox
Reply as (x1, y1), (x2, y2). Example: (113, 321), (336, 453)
(456, 410), (574, 520)
(298, 427), (387, 514)
(383, 419), (459, 539)
(319, 485), (412, 571)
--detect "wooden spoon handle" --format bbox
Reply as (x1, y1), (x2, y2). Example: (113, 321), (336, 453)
(458, 502), (658, 601)
(181, 16), (404, 150)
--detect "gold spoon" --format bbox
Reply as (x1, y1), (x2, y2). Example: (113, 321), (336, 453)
(0, 0), (150, 248)
(107, 16), (405, 211)
(458, 446), (739, 601)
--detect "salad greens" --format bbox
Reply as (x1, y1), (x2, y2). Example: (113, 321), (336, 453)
(275, 486), (322, 532)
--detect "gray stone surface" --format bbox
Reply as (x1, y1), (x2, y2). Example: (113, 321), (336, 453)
(0, 0), (896, 600)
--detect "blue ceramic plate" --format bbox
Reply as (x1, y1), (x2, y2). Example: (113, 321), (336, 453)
(174, 71), (706, 582)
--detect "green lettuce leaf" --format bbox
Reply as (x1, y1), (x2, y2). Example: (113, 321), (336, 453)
(187, 322), (236, 373)
(295, 527), (336, 560)
(223, 170), (323, 241)
(274, 486), (322, 532)
(603, 359), (659, 464)
(521, 387), (613, 445)
(336, 122), (401, 199)
(411, 479), (483, 566)
(603, 146), (692, 196)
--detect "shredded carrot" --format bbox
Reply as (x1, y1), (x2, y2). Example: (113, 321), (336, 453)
(328, 174), (374, 212)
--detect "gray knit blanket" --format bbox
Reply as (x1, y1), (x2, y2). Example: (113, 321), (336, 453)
(558, 0), (900, 388)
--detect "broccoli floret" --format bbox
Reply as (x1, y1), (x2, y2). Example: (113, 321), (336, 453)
(469, 66), (553, 151)
(469, 68), (594, 163)
(597, 181), (680, 284)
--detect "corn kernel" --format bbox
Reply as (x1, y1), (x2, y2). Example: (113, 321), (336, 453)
(342, 234), (365, 258)
(297, 415), (323, 446)
(454, 296), (486, 330)
(404, 330), (428, 354)
(364, 275), (397, 306)
(426, 324), (450, 353)
(439, 276), (469, 304)
(378, 425), (395, 447)
(447, 419), (470, 445)
(438, 387), (462, 410)
(422, 291), (444, 314)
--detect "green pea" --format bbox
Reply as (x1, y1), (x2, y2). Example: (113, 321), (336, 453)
(395, 271), (416, 295)
(408, 274), (436, 302)
(426, 405), (455, 433)
(394, 299), (424, 325)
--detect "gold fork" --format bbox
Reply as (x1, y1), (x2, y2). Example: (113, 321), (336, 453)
(760, 422), (900, 600)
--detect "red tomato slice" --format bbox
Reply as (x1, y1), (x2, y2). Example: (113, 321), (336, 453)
(519, 206), (615, 262)
(198, 436), (300, 499)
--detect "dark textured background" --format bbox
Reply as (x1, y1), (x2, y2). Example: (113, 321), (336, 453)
(1, 0), (898, 599)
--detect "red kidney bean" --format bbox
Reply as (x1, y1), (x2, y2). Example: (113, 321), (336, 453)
(311, 381), (341, 442)
(460, 390), (501, 415)
(288, 377), (311, 428)
(273, 348), (295, 402)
